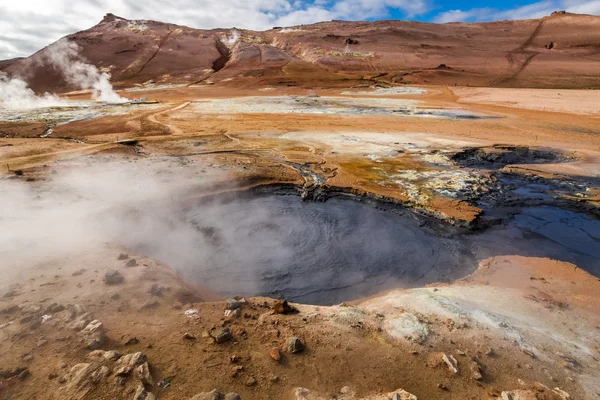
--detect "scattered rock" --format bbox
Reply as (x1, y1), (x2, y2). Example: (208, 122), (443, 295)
(190, 389), (223, 400)
(149, 283), (163, 296)
(269, 347), (282, 362)
(88, 350), (121, 362)
(124, 337), (140, 345)
(442, 353), (458, 374)
(141, 299), (159, 310)
(79, 320), (105, 350)
(104, 270), (124, 285)
(226, 298), (245, 310)
(287, 337), (305, 353)
(214, 327), (232, 344)
(384, 313), (429, 344)
(470, 359), (483, 380)
(133, 383), (156, 400)
(114, 352), (147, 377)
(273, 300), (295, 314)
(136, 362), (154, 386)
(125, 259), (138, 267)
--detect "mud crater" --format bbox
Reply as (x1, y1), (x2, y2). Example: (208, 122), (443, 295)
(451, 145), (573, 169)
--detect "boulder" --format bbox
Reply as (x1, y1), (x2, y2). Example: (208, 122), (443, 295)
(104, 270), (124, 285)
(287, 337), (305, 353)
(79, 320), (105, 350)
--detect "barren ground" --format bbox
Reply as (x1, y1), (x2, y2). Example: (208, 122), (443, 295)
(1, 84), (599, 400)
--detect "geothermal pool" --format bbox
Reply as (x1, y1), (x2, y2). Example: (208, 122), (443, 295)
(127, 194), (600, 305)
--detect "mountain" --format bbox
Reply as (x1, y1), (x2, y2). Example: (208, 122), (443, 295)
(3, 11), (600, 92)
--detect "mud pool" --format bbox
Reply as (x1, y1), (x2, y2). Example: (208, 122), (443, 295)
(130, 194), (600, 305)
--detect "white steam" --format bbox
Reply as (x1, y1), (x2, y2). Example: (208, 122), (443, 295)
(0, 38), (125, 110)
(224, 29), (240, 48)
(0, 73), (65, 109)
(45, 39), (126, 103)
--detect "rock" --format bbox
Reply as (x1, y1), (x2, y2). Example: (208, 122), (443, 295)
(470, 359), (483, 380)
(273, 300), (294, 314)
(226, 298), (245, 310)
(552, 388), (570, 399)
(125, 259), (138, 267)
(287, 337), (305, 353)
(388, 390), (418, 400)
(214, 327), (232, 344)
(184, 332), (197, 340)
(294, 388), (324, 400)
(246, 376), (257, 386)
(79, 320), (105, 350)
(18, 369), (30, 380)
(383, 313), (429, 344)
(69, 312), (94, 330)
(118, 253), (129, 260)
(141, 299), (159, 310)
(149, 283), (163, 296)
(501, 390), (539, 400)
(269, 347), (282, 362)
(90, 366), (109, 383)
(0, 366), (28, 379)
(224, 394), (241, 400)
(190, 389), (223, 400)
(88, 350), (121, 362)
(125, 337), (140, 345)
(104, 270), (124, 285)
(61, 363), (104, 398)
(133, 384), (156, 400)
(136, 362), (154, 386)
(114, 352), (147, 377)
(442, 353), (458, 374)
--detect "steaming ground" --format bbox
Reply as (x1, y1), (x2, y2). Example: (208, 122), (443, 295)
(0, 39), (125, 110)
(2, 157), (598, 305)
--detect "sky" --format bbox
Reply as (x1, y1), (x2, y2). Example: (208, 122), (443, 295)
(0, 0), (599, 60)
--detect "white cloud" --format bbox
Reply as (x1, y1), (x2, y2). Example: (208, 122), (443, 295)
(0, 0), (431, 60)
(434, 0), (600, 23)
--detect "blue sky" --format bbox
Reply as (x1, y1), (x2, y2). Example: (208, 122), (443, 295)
(1, 0), (600, 59)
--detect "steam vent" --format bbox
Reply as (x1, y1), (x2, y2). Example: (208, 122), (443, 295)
(1, 7), (600, 400)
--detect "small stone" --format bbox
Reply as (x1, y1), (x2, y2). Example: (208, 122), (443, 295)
(141, 299), (159, 310)
(269, 375), (279, 383)
(124, 337), (140, 345)
(226, 298), (245, 310)
(18, 369), (30, 380)
(149, 283), (163, 297)
(190, 389), (223, 400)
(48, 372), (58, 380)
(246, 376), (257, 386)
(230, 354), (241, 363)
(224, 394), (241, 400)
(287, 337), (305, 353)
(184, 332), (196, 340)
(118, 253), (129, 260)
(22, 353), (33, 362)
(437, 383), (448, 391)
(442, 353), (458, 374)
(269, 347), (281, 362)
(125, 259), (138, 267)
(104, 270), (124, 285)
(273, 300), (294, 314)
(214, 327), (232, 344)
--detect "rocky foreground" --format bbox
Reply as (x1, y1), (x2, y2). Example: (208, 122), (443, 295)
(1, 245), (598, 399)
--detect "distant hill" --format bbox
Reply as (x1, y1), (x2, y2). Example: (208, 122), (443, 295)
(3, 12), (600, 91)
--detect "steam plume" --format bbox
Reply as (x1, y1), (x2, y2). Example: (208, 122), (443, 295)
(0, 73), (64, 109)
(44, 39), (126, 103)
(0, 39), (125, 109)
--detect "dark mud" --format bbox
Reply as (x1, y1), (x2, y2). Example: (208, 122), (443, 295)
(128, 189), (600, 305)
(452, 145), (573, 169)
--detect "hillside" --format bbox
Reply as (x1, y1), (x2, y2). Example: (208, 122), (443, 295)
(2, 11), (600, 91)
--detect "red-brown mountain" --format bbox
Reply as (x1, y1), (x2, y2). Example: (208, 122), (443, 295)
(3, 11), (600, 91)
